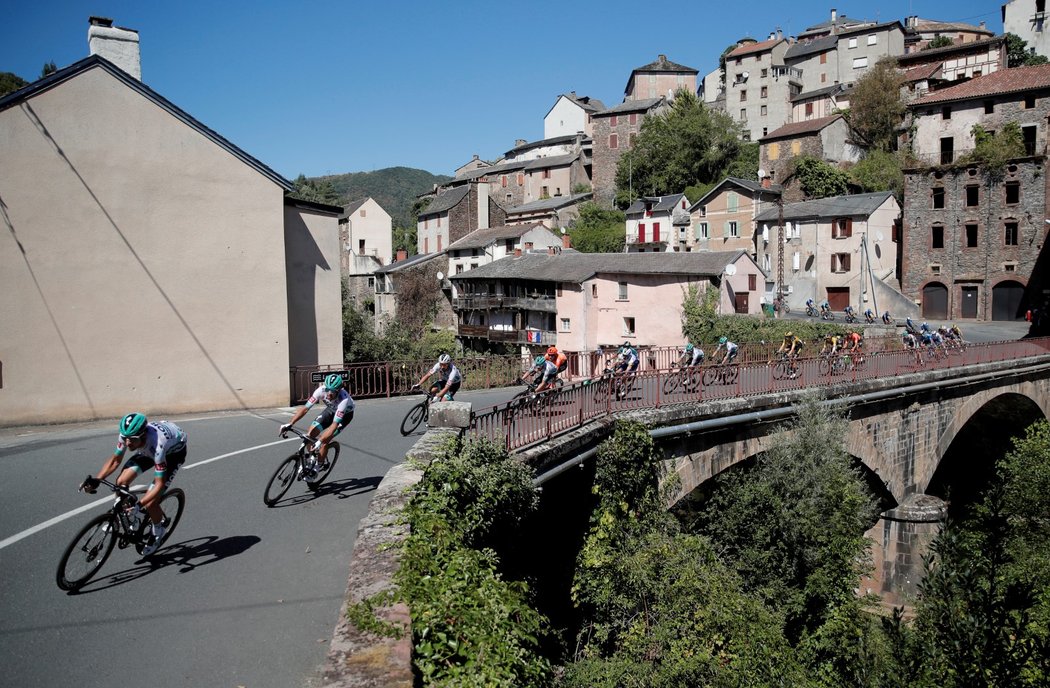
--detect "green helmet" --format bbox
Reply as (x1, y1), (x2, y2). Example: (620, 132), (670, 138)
(719, 336), (727, 345)
(323, 373), (343, 391)
(685, 343), (694, 352)
(119, 412), (148, 438)
(534, 355), (546, 367)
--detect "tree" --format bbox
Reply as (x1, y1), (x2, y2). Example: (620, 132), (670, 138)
(289, 173), (341, 205)
(843, 57), (906, 152)
(1006, 33), (1050, 67)
(850, 149), (905, 199)
(963, 123), (1027, 172)
(0, 71), (28, 97)
(793, 156), (852, 199)
(923, 36), (955, 50)
(613, 90), (743, 207)
(566, 201), (625, 253)
(40, 61), (57, 78)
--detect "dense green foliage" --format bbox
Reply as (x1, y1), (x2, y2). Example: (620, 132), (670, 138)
(924, 36), (955, 50)
(0, 71), (29, 97)
(289, 173), (341, 205)
(850, 149), (905, 199)
(566, 202), (626, 253)
(1006, 33), (1050, 67)
(613, 90), (745, 207)
(963, 123), (1027, 173)
(341, 278), (455, 363)
(319, 166), (451, 232)
(794, 156), (852, 199)
(843, 58), (906, 152)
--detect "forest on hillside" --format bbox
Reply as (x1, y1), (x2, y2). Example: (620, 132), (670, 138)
(312, 166), (451, 230)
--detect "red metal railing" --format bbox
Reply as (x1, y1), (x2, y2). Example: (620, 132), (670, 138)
(469, 337), (1050, 452)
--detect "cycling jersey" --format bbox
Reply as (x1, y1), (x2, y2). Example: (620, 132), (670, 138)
(684, 347), (704, 366)
(428, 361), (463, 384)
(621, 348), (639, 367)
(306, 385), (355, 419)
(845, 333), (862, 348)
(537, 359), (558, 381)
(550, 352), (568, 372)
(115, 421), (187, 478)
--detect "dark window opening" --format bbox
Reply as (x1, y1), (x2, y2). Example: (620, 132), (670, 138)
(942, 106), (951, 119)
(1023, 126), (1038, 155)
(984, 100), (994, 114)
(965, 185), (979, 206)
(1005, 222), (1019, 246)
(932, 225), (944, 249)
(932, 187), (945, 208)
(940, 137), (954, 164)
(1024, 95), (1036, 109)
(1005, 182), (1020, 205)
(965, 224), (978, 247)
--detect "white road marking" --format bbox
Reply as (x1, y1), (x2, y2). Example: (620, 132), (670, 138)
(0, 438), (295, 551)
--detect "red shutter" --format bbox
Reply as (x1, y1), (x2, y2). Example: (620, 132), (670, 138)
(638, 223), (646, 243)
(653, 222), (661, 242)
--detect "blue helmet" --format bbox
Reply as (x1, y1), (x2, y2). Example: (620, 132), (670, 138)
(323, 373), (343, 391)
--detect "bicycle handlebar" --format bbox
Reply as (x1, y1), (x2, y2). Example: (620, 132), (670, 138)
(279, 426), (312, 443)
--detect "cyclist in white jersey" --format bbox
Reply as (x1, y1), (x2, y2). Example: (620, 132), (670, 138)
(416, 353), (463, 401)
(80, 413), (187, 555)
(281, 373), (355, 471)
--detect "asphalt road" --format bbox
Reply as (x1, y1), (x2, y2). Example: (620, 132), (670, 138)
(0, 386), (516, 688)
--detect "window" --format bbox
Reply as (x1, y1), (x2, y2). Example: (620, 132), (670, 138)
(541, 185), (549, 197)
(763, 127), (768, 137)
(629, 113), (637, 125)
(965, 224), (978, 247)
(791, 141), (801, 154)
(470, 263), (478, 270)
(763, 253), (771, 271)
(942, 106), (951, 120)
(769, 142), (780, 160)
(610, 115), (618, 126)
(542, 168), (551, 179)
(832, 217), (853, 238)
(424, 237), (429, 252)
(437, 235), (442, 251)
(741, 90), (747, 101)
(517, 173), (524, 186)
(727, 191), (739, 211)
(437, 215), (441, 227)
(501, 175), (507, 188)
(1005, 221), (1019, 245)
(560, 318), (570, 332)
(965, 185), (979, 206)
(761, 86), (768, 98)
(931, 225), (944, 248)
(748, 274), (757, 290)
(853, 57), (869, 69)
(358, 239), (366, 254)
(618, 282), (628, 300)
(867, 34), (878, 45)
(591, 284), (598, 298)
(761, 105), (768, 116)
(1024, 95), (1036, 109)
(932, 187), (945, 208)
(984, 100), (994, 114)
(1005, 263), (1016, 272)
(638, 223), (646, 243)
(1005, 181), (1020, 204)
(455, 264), (464, 274)
(609, 133), (618, 149)
(931, 264), (941, 275)
(623, 317), (636, 336)
(849, 37), (858, 48)
(556, 283), (563, 297)
(1023, 125), (1037, 155)
(761, 68), (768, 77)
(820, 52), (827, 64)
(832, 253), (851, 272)
(697, 222), (709, 239)
(368, 277), (374, 289)
(792, 251), (801, 271)
(699, 205), (707, 217)
(360, 208), (366, 217)
(805, 102), (814, 116)
(821, 72), (827, 83)
(940, 137), (954, 164)
(728, 221), (739, 237)
(740, 109), (747, 121)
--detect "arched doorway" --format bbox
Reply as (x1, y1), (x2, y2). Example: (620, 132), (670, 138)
(922, 282), (948, 319)
(992, 280), (1025, 321)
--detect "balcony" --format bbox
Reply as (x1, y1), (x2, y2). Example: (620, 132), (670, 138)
(452, 295), (558, 312)
(457, 324), (557, 345)
(626, 234), (668, 246)
(771, 66), (803, 82)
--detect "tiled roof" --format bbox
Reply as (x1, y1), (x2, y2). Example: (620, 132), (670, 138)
(755, 191), (895, 222)
(760, 115), (843, 141)
(594, 97), (664, 117)
(728, 38), (784, 58)
(897, 35), (1004, 64)
(632, 55), (698, 74)
(448, 250), (749, 284)
(446, 223), (547, 251)
(910, 64), (1050, 106)
(909, 18), (994, 36)
(903, 63), (942, 83)
(420, 186), (469, 215)
(0, 55), (292, 190)
(784, 35), (839, 60)
(506, 192), (592, 214)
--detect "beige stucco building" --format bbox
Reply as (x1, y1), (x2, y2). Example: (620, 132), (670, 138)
(690, 177), (782, 256)
(340, 197), (392, 268)
(0, 49), (342, 426)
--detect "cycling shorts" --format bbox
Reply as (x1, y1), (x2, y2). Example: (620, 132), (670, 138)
(312, 408), (354, 434)
(122, 446), (186, 490)
(429, 379), (461, 400)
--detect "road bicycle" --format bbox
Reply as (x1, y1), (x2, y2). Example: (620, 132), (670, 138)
(819, 352), (851, 376)
(773, 296), (790, 315)
(399, 386), (434, 436)
(663, 362), (702, 394)
(589, 364), (635, 401)
(510, 375), (563, 414)
(844, 311), (858, 324)
(820, 309), (836, 321)
(264, 426), (340, 506)
(805, 304), (818, 317)
(702, 361), (740, 386)
(56, 478), (185, 591)
(770, 352), (801, 380)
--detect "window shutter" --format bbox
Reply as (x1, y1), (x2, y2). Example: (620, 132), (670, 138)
(844, 253), (851, 271)
(845, 218), (853, 237)
(653, 222), (660, 241)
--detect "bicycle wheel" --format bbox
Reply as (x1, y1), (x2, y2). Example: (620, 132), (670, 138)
(819, 358), (832, 376)
(592, 378), (610, 403)
(400, 401), (428, 436)
(135, 488), (186, 555)
(771, 361), (788, 380)
(701, 367), (718, 386)
(307, 442), (340, 490)
(662, 370), (681, 394)
(264, 455), (300, 506)
(56, 513), (117, 591)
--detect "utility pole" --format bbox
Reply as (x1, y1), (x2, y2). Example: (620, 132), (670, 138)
(777, 195), (785, 314)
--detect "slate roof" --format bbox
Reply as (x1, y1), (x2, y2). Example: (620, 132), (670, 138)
(631, 55), (698, 74)
(801, 14), (872, 34)
(506, 192), (592, 214)
(420, 186), (470, 215)
(691, 177), (782, 210)
(754, 191), (895, 222)
(563, 93), (606, 112)
(727, 38), (784, 58)
(908, 18), (994, 36)
(455, 159), (529, 182)
(0, 55), (292, 190)
(791, 83), (850, 103)
(448, 250), (749, 284)
(446, 223), (547, 251)
(835, 20), (904, 38)
(505, 134), (583, 156)
(910, 63), (1050, 106)
(374, 251), (441, 274)
(625, 193), (687, 215)
(341, 198), (369, 218)
(594, 97), (664, 117)
(760, 115), (843, 141)
(524, 153), (578, 170)
(784, 35), (839, 60)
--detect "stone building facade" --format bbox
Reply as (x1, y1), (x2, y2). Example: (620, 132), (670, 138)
(590, 97), (663, 206)
(901, 160), (1048, 321)
(417, 182), (508, 254)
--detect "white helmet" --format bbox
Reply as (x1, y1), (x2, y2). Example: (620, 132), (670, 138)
(438, 353), (452, 364)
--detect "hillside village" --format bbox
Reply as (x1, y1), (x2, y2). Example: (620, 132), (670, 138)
(2, 6), (1050, 423)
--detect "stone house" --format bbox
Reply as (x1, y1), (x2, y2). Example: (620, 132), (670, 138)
(0, 23), (342, 425)
(416, 181), (507, 255)
(446, 223), (562, 278)
(690, 177), (782, 256)
(590, 97), (665, 205)
(759, 115), (862, 202)
(896, 36), (1006, 90)
(789, 82), (852, 122)
(373, 252), (454, 335)
(624, 194), (690, 253)
(723, 35), (797, 142)
(449, 251), (763, 364)
(902, 16), (994, 53)
(454, 154), (492, 179)
(787, 20), (906, 96)
(504, 192), (592, 229)
(1003, 0), (1050, 59)
(544, 92), (605, 139)
(754, 192), (904, 315)
(623, 54), (698, 102)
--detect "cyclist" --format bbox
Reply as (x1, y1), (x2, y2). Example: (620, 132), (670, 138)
(545, 346), (568, 375)
(416, 353), (462, 402)
(820, 300), (832, 318)
(713, 336), (738, 365)
(882, 310), (893, 325)
(920, 321), (931, 334)
(80, 413), (188, 556)
(281, 372), (354, 474)
(532, 354), (560, 394)
(805, 298), (817, 315)
(820, 333), (841, 357)
(949, 323), (963, 341)
(844, 304), (856, 322)
(844, 330), (863, 355)
(616, 341), (640, 374)
(905, 317), (919, 335)
(776, 331), (804, 360)
(680, 342), (705, 367)
(902, 331), (918, 349)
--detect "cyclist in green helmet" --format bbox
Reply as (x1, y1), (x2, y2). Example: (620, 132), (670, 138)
(281, 373), (355, 473)
(532, 353), (560, 394)
(80, 412), (188, 556)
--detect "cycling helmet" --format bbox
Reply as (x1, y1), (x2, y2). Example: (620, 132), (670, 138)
(921, 321), (929, 331)
(438, 353), (452, 365)
(785, 331), (793, 338)
(685, 343), (694, 352)
(534, 355), (546, 367)
(323, 373), (343, 391)
(623, 341), (631, 348)
(718, 336), (727, 344)
(119, 412), (148, 438)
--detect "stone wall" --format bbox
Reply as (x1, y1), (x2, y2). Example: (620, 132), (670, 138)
(591, 112), (650, 206)
(759, 133), (823, 203)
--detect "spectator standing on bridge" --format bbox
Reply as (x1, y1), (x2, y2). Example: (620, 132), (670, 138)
(281, 373), (354, 473)
(416, 353), (462, 402)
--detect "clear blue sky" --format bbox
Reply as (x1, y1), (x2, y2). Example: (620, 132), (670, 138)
(2, 1), (1003, 179)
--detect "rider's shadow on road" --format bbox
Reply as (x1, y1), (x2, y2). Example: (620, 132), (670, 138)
(69, 535), (262, 593)
(268, 475), (382, 508)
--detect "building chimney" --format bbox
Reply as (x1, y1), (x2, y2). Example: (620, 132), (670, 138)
(658, 54), (667, 63)
(472, 154), (479, 161)
(515, 139), (527, 148)
(562, 233), (572, 249)
(396, 249), (407, 262)
(547, 245), (557, 255)
(570, 90), (576, 97)
(761, 177), (771, 189)
(830, 8), (837, 23)
(979, 21), (987, 30)
(514, 248), (522, 257)
(88, 17), (141, 80)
